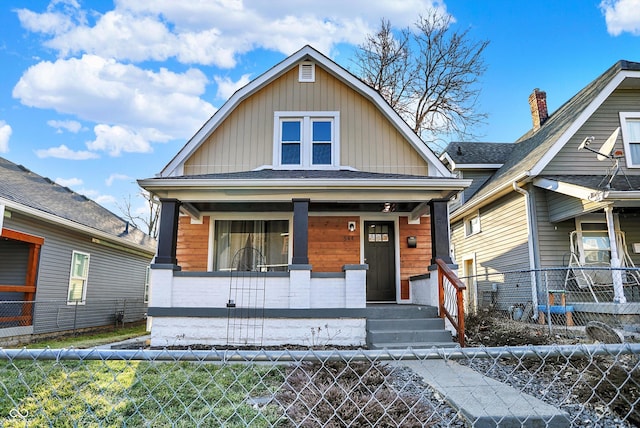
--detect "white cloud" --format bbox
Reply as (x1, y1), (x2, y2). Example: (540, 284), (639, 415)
(95, 194), (117, 205)
(54, 177), (83, 187)
(86, 124), (153, 157)
(214, 74), (251, 100)
(106, 173), (131, 186)
(601, 0), (640, 36)
(35, 144), (99, 160)
(0, 121), (11, 153)
(18, 1), (444, 67)
(13, 55), (215, 141)
(47, 119), (82, 133)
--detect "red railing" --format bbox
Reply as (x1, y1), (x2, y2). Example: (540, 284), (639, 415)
(436, 258), (466, 347)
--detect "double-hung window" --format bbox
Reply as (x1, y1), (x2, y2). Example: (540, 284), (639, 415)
(619, 112), (640, 167)
(464, 213), (481, 237)
(274, 112), (339, 168)
(67, 251), (90, 304)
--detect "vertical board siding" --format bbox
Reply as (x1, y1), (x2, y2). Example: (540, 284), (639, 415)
(308, 216), (360, 272)
(2, 212), (152, 334)
(184, 65), (430, 176)
(176, 216), (210, 271)
(544, 88), (640, 176)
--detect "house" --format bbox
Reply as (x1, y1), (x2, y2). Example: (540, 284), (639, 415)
(138, 45), (470, 347)
(442, 60), (640, 320)
(0, 156), (156, 342)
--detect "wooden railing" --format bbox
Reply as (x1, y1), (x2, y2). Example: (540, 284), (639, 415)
(436, 258), (466, 347)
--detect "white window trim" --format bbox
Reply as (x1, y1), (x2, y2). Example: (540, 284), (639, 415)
(67, 250), (90, 305)
(619, 112), (640, 168)
(273, 111), (340, 169)
(464, 212), (481, 237)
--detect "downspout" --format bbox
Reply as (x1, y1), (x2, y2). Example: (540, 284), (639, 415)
(512, 182), (539, 317)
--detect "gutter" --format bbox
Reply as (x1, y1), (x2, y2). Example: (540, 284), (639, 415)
(512, 182), (539, 318)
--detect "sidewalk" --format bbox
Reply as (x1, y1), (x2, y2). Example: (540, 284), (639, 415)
(94, 335), (150, 350)
(397, 359), (570, 428)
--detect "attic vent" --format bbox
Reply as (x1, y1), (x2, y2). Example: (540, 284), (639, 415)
(299, 61), (315, 82)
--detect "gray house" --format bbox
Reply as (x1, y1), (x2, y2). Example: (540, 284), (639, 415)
(442, 60), (640, 319)
(0, 156), (156, 341)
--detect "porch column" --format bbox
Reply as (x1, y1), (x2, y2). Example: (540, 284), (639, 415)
(428, 199), (453, 265)
(605, 205), (626, 303)
(154, 198), (181, 266)
(292, 198), (309, 265)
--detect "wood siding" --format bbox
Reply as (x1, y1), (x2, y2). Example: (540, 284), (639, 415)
(184, 64), (429, 175)
(176, 216), (210, 271)
(2, 211), (151, 334)
(398, 216), (431, 299)
(544, 88), (640, 176)
(308, 216), (360, 272)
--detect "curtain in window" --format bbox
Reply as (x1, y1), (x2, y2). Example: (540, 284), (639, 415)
(214, 220), (288, 271)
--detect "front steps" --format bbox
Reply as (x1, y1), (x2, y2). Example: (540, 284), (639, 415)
(366, 304), (456, 349)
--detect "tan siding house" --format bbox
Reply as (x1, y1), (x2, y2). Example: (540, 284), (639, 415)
(139, 46), (469, 347)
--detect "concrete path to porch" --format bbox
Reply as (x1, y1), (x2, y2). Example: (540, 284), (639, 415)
(395, 359), (570, 427)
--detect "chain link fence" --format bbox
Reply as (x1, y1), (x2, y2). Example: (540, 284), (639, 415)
(0, 299), (146, 345)
(460, 267), (640, 338)
(0, 344), (639, 427)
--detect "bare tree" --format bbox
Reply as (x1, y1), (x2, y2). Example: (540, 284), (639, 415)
(353, 10), (489, 151)
(118, 191), (160, 239)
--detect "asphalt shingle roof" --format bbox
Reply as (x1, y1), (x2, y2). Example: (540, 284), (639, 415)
(0, 156), (155, 251)
(443, 142), (515, 165)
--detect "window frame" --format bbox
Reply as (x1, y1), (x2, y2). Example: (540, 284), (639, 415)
(273, 111), (340, 169)
(67, 250), (90, 305)
(464, 212), (481, 237)
(619, 112), (640, 168)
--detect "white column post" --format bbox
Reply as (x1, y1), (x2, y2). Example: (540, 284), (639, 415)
(605, 205), (626, 303)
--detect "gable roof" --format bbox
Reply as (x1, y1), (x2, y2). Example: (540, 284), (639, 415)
(0, 156), (156, 254)
(441, 142), (515, 169)
(160, 45), (452, 178)
(450, 60), (640, 221)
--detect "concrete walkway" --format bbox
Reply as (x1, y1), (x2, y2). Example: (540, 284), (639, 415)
(94, 335), (150, 350)
(397, 359), (570, 428)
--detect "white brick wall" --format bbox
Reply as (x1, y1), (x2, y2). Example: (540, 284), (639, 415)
(150, 317), (367, 347)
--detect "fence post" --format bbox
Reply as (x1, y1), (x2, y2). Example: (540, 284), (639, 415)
(544, 271), (552, 334)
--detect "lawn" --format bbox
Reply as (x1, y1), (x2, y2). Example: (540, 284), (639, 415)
(23, 324), (149, 349)
(0, 357), (286, 427)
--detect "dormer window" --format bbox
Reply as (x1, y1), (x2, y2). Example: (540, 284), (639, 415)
(274, 111), (340, 168)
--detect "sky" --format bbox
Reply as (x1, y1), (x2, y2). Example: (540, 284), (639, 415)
(1, 0), (639, 224)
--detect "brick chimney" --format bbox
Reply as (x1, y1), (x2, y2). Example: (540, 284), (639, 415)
(528, 88), (548, 131)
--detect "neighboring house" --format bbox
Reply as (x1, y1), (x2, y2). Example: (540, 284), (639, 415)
(138, 45), (470, 347)
(0, 156), (156, 340)
(442, 60), (640, 317)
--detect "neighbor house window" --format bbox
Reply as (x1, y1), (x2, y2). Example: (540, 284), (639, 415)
(213, 220), (289, 272)
(619, 112), (640, 167)
(67, 251), (90, 304)
(274, 112), (339, 168)
(464, 213), (480, 237)
(575, 217), (616, 264)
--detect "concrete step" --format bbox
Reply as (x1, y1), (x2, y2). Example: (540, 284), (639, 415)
(368, 328), (453, 345)
(369, 341), (457, 350)
(365, 304), (438, 319)
(367, 317), (444, 331)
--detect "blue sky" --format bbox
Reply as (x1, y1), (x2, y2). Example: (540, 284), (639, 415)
(0, 0), (639, 220)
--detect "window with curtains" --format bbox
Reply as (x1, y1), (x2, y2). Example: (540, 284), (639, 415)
(213, 220), (289, 272)
(619, 112), (640, 167)
(67, 251), (90, 304)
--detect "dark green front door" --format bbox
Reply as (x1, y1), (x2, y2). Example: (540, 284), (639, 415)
(364, 221), (396, 301)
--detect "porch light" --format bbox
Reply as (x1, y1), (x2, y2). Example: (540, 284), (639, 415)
(382, 202), (396, 213)
(348, 221), (356, 232)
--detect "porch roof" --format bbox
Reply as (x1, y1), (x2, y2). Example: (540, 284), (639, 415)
(535, 175), (640, 205)
(138, 169), (471, 204)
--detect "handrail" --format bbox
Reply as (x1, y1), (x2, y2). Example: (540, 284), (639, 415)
(436, 258), (466, 347)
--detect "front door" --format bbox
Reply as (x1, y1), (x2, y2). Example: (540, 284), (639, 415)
(364, 221), (396, 301)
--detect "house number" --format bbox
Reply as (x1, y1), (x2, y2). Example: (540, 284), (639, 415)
(343, 236), (355, 241)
